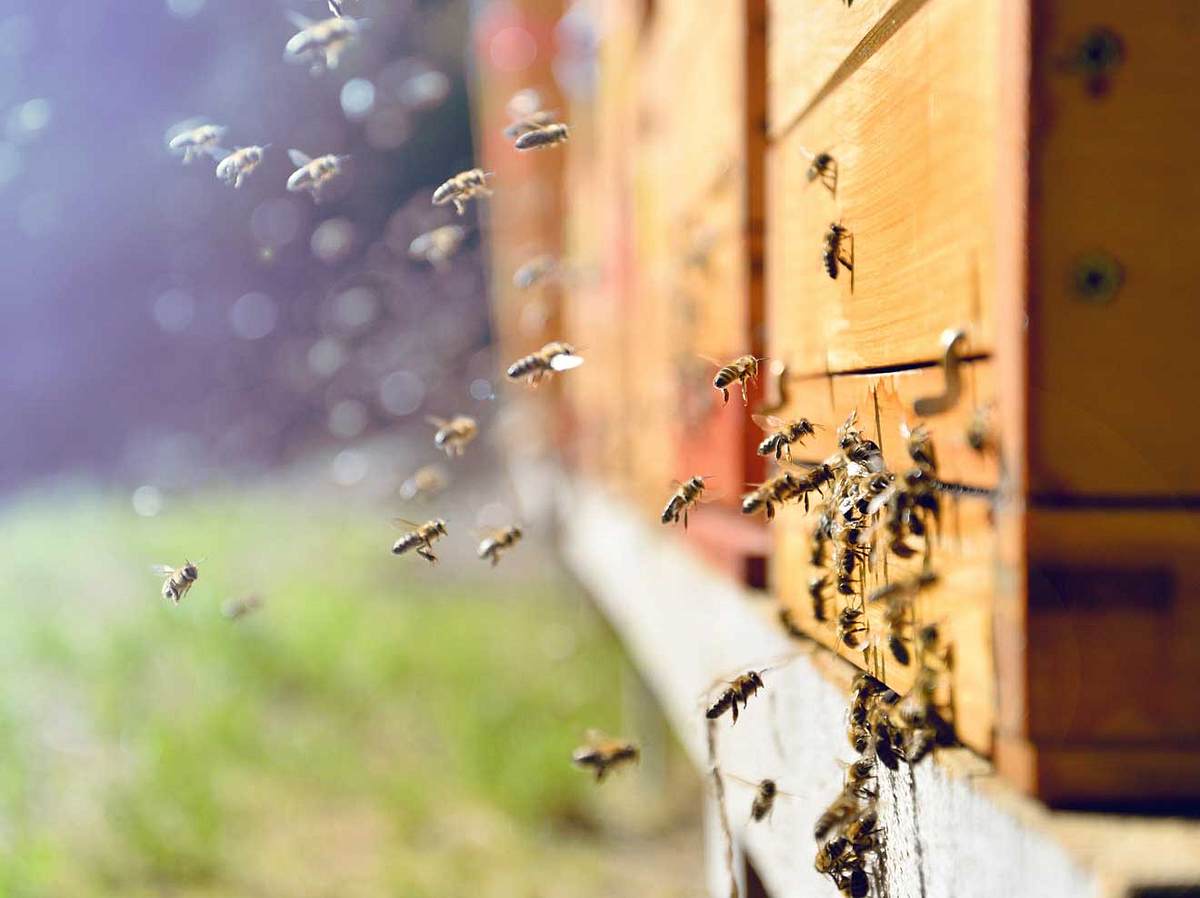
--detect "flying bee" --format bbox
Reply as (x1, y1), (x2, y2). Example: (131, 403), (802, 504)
(432, 168), (493, 215)
(706, 354), (762, 405)
(504, 109), (558, 140)
(869, 571), (938, 666)
(791, 463), (836, 512)
(214, 144), (268, 189)
(809, 574), (832, 621)
(151, 560), (200, 604)
(753, 414), (819, 460)
(399, 464), (449, 501)
(706, 670), (765, 725)
(661, 475), (712, 530)
(804, 149), (837, 193)
(426, 415), (478, 457)
(391, 518), (448, 564)
(286, 149), (349, 202)
(167, 123), (227, 164)
(512, 254), (557, 289)
(967, 404), (996, 454)
(284, 11), (366, 74)
(505, 341), (583, 385)
(408, 225), (466, 268)
(572, 730), (639, 782)
(823, 222), (853, 279)
(741, 471), (800, 521)
(902, 422), (938, 472)
(221, 594), (263, 620)
(477, 525), (523, 567)
(514, 122), (569, 150)
(726, 775), (789, 823)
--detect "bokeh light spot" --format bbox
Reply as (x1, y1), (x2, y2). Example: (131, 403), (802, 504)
(153, 288), (195, 334)
(379, 370), (424, 416)
(332, 286), (376, 330)
(229, 292), (277, 340)
(331, 449), (367, 486)
(0, 141), (21, 188)
(340, 78), (376, 120)
(469, 378), (495, 401)
(132, 485), (165, 517)
(307, 337), (346, 377)
(490, 26), (537, 72)
(329, 399), (369, 439)
(251, 197), (301, 248)
(311, 218), (355, 265)
(165, 0), (206, 20)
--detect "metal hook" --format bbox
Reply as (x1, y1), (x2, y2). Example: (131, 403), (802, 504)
(913, 329), (966, 417)
(756, 360), (789, 416)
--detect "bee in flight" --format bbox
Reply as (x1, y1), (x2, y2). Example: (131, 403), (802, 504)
(432, 168), (493, 216)
(221, 594), (264, 620)
(512, 254), (557, 290)
(804, 148), (838, 193)
(503, 88), (556, 139)
(408, 225), (466, 268)
(167, 122), (227, 164)
(286, 149), (349, 202)
(427, 415), (478, 457)
(572, 730), (640, 782)
(727, 775), (790, 823)
(399, 464), (449, 501)
(741, 470), (800, 521)
(753, 414), (820, 460)
(514, 122), (569, 150)
(706, 670), (765, 725)
(477, 525), (523, 567)
(822, 222), (853, 279)
(284, 10), (367, 74)
(392, 518), (448, 564)
(706, 354), (763, 405)
(215, 145), (269, 189)
(152, 560), (200, 604)
(661, 475), (713, 530)
(506, 341), (583, 385)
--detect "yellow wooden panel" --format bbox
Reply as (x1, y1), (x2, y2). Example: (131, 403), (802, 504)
(766, 0), (999, 375)
(771, 363), (998, 754)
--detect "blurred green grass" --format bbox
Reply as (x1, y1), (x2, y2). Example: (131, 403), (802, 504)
(0, 487), (700, 898)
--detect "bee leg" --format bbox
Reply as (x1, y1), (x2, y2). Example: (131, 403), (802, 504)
(490, 554), (500, 568)
(721, 387), (730, 404)
(766, 502), (775, 521)
(731, 701), (739, 725)
(741, 381), (749, 405)
(683, 508), (689, 531)
(453, 198), (465, 216)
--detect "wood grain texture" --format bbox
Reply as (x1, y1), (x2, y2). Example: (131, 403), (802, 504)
(1027, 2), (1200, 496)
(769, 363), (999, 753)
(766, 0), (1000, 375)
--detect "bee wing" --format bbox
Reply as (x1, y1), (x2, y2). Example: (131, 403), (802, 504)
(698, 354), (724, 368)
(288, 148), (313, 167)
(425, 415), (449, 428)
(549, 354), (584, 372)
(286, 10), (316, 30)
(724, 772), (762, 789)
(583, 728), (613, 748)
(150, 564), (176, 577)
(391, 516), (422, 529)
(751, 413), (787, 432)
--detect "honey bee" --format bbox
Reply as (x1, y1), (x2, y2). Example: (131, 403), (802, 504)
(804, 150), (837, 193)
(432, 168), (493, 216)
(809, 574), (832, 621)
(813, 791), (858, 841)
(843, 757), (876, 799)
(426, 415), (478, 457)
(215, 145), (268, 189)
(791, 463), (836, 512)
(707, 354), (762, 405)
(837, 605), (868, 650)
(399, 464), (449, 501)
(811, 512), (833, 566)
(727, 775), (787, 823)
(391, 518), (448, 564)
(152, 560), (200, 604)
(814, 836), (850, 876)
(286, 149), (349, 201)
(661, 475), (711, 530)
(284, 11), (366, 74)
(868, 703), (905, 771)
(706, 670), (765, 725)
(505, 341), (583, 384)
(504, 109), (558, 141)
(741, 471), (800, 521)
(408, 225), (466, 268)
(167, 123), (227, 164)
(477, 525), (523, 567)
(753, 414), (819, 460)
(571, 730), (640, 781)
(966, 404), (996, 454)
(221, 594), (263, 620)
(778, 607), (806, 637)
(823, 222), (853, 279)
(514, 122), (569, 150)
(837, 862), (870, 898)
(844, 807), (879, 852)
(512, 254), (557, 289)
(902, 422), (938, 472)
(868, 572), (937, 666)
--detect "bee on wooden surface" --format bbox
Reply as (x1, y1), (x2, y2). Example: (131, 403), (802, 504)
(843, 757), (876, 799)
(512, 254), (557, 289)
(804, 149), (838, 193)
(284, 11), (366, 74)
(902, 422), (938, 472)
(152, 560), (200, 604)
(868, 704), (905, 771)
(391, 518), (448, 564)
(286, 149), (349, 201)
(848, 721), (871, 754)
(837, 862), (870, 898)
(814, 836), (850, 876)
(215, 145), (268, 189)
(221, 594), (263, 620)
(809, 574), (832, 621)
(427, 415), (478, 457)
(837, 605), (868, 651)
(741, 471), (800, 521)
(778, 607), (806, 637)
(707, 354), (762, 405)
(477, 525), (523, 567)
(661, 475), (712, 530)
(167, 123), (227, 164)
(706, 670), (765, 725)
(572, 730), (640, 782)
(844, 807), (879, 853)
(823, 222), (853, 279)
(967, 404), (996, 454)
(505, 341), (584, 385)
(432, 168), (493, 215)
(753, 414), (819, 460)
(399, 464), (449, 501)
(811, 512), (833, 566)
(813, 791), (858, 841)
(408, 225), (466, 268)
(514, 122), (569, 150)
(833, 541), (868, 597)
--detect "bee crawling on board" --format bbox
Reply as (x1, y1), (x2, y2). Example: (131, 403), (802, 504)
(753, 414), (820, 460)
(167, 122), (227, 164)
(408, 225), (466, 268)
(476, 525), (523, 567)
(284, 10), (367, 74)
(660, 475), (714, 530)
(822, 222), (853, 279)
(221, 593), (264, 621)
(215, 144), (269, 189)
(286, 149), (349, 202)
(432, 168), (493, 216)
(505, 341), (583, 385)
(571, 730), (640, 782)
(152, 560), (200, 604)
(704, 354), (764, 405)
(514, 122), (569, 150)
(427, 414), (478, 457)
(391, 518), (448, 564)
(706, 670), (766, 725)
